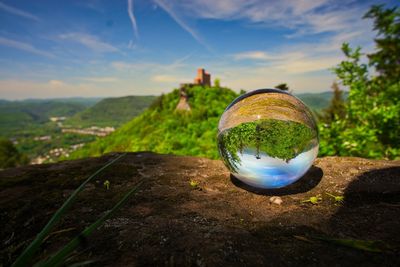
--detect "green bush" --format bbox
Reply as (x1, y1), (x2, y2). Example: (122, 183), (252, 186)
(0, 137), (28, 168)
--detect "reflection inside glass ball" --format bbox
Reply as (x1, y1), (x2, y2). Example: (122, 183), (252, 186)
(217, 89), (319, 189)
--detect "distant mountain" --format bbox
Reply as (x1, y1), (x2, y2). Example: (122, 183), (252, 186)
(0, 100), (91, 136)
(64, 95), (157, 127)
(295, 91), (348, 113)
(19, 97), (102, 106)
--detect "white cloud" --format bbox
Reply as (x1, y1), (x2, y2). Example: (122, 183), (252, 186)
(156, 0), (374, 54)
(169, 0), (367, 35)
(274, 56), (340, 74)
(0, 37), (54, 58)
(152, 74), (183, 83)
(0, 1), (40, 21)
(111, 53), (191, 73)
(0, 79), (126, 100)
(81, 76), (118, 83)
(213, 63), (335, 93)
(127, 0), (139, 39)
(234, 49), (340, 74)
(234, 51), (273, 61)
(48, 79), (66, 87)
(59, 33), (118, 53)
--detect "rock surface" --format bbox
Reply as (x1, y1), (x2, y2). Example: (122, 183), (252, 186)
(1, 152), (400, 266)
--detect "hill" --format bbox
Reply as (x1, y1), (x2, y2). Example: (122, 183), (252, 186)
(295, 91), (332, 112)
(69, 88), (345, 161)
(1, 153), (399, 266)
(70, 86), (238, 159)
(295, 91), (348, 113)
(0, 100), (94, 137)
(65, 95), (156, 128)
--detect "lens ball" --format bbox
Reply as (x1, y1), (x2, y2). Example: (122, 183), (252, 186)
(217, 89), (319, 189)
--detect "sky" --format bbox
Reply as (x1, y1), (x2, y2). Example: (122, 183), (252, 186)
(0, 0), (396, 100)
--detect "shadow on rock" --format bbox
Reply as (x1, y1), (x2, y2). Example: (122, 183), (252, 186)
(237, 167), (400, 266)
(230, 165), (323, 196)
(328, 166), (400, 252)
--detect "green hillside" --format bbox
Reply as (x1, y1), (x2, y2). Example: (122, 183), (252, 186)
(65, 95), (156, 127)
(0, 100), (91, 137)
(70, 86), (238, 159)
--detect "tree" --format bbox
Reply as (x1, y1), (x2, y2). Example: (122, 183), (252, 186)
(319, 5), (400, 159)
(320, 82), (346, 123)
(0, 138), (28, 169)
(214, 78), (221, 88)
(218, 119), (316, 172)
(274, 83), (289, 91)
(149, 93), (164, 110)
(364, 5), (400, 81)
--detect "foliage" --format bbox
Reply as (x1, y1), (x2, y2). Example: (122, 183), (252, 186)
(69, 86), (238, 160)
(214, 78), (221, 88)
(319, 82), (346, 124)
(365, 5), (400, 80)
(0, 137), (28, 168)
(301, 195), (322, 205)
(275, 83), (289, 91)
(218, 119), (316, 171)
(319, 5), (400, 159)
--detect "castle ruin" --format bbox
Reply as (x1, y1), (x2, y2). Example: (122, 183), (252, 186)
(175, 68), (212, 111)
(194, 68), (211, 87)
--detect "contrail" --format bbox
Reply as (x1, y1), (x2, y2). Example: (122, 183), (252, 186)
(0, 1), (40, 21)
(0, 37), (54, 58)
(127, 0), (139, 39)
(153, 0), (212, 51)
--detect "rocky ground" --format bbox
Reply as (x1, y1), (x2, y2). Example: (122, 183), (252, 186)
(1, 152), (400, 266)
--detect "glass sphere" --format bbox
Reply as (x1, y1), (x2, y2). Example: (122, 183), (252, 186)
(217, 89), (319, 189)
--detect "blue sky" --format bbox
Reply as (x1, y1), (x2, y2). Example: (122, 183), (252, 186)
(0, 0), (396, 99)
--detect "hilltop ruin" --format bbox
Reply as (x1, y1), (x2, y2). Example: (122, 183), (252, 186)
(176, 68), (212, 111)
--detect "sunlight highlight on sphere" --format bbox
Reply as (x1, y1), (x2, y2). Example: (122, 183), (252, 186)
(217, 89), (319, 189)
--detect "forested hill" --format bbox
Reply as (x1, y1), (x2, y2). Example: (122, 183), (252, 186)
(0, 100), (92, 136)
(69, 86), (239, 160)
(64, 95), (156, 127)
(295, 91), (348, 112)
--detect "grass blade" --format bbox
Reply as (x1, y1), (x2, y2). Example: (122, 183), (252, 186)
(313, 236), (388, 252)
(67, 260), (97, 267)
(38, 179), (144, 267)
(12, 153), (126, 267)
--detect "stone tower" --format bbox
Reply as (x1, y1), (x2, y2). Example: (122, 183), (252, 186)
(194, 68), (211, 86)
